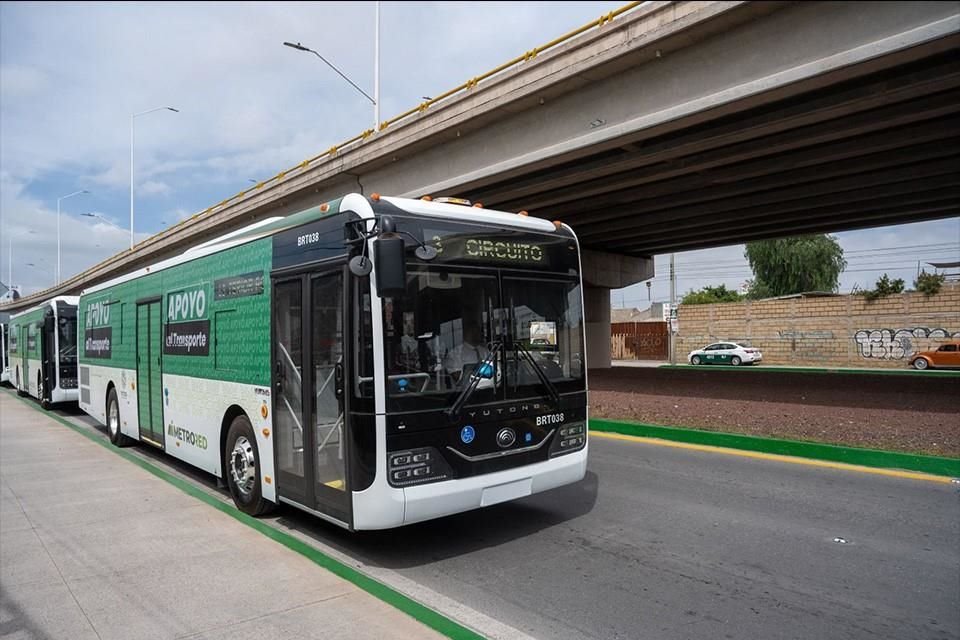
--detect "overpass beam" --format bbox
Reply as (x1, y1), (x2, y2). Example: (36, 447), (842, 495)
(580, 250), (653, 369)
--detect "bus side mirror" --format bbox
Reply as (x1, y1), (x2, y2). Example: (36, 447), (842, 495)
(373, 220), (407, 297)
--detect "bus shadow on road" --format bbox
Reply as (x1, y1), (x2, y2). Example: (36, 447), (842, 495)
(55, 404), (600, 568)
(277, 470), (600, 569)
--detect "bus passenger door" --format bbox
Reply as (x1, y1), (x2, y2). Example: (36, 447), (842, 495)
(41, 313), (55, 402)
(136, 300), (164, 447)
(310, 271), (349, 524)
(273, 279), (308, 506)
(272, 271), (350, 525)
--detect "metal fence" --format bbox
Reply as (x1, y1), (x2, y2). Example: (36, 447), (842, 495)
(611, 322), (669, 360)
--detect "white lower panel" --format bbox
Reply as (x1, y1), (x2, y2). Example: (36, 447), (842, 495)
(79, 364), (139, 440)
(24, 358), (40, 399)
(50, 387), (78, 404)
(161, 374), (276, 503)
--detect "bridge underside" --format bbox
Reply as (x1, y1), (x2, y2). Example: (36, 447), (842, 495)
(460, 42), (959, 368)
(465, 50), (959, 258)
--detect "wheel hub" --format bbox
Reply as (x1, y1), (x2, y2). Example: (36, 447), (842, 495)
(229, 436), (257, 497)
(108, 401), (119, 436)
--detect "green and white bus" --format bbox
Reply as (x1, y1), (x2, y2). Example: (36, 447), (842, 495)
(9, 297), (80, 407)
(1, 322), (9, 385)
(78, 194), (587, 530)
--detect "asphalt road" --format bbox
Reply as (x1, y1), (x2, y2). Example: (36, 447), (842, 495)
(48, 404), (960, 640)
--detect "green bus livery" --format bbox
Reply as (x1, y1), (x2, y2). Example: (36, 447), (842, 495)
(78, 194), (588, 530)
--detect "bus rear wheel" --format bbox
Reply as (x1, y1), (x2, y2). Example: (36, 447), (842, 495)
(106, 387), (133, 447)
(225, 415), (273, 516)
(16, 368), (26, 396)
(38, 373), (50, 409)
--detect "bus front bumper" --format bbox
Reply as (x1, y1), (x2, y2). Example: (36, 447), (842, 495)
(402, 446), (588, 527)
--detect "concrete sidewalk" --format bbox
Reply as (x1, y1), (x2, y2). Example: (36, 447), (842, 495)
(0, 393), (446, 640)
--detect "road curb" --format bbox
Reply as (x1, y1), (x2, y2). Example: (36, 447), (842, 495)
(657, 364), (960, 377)
(589, 418), (960, 478)
(1, 389), (486, 640)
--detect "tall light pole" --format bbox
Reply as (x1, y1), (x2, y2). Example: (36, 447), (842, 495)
(284, 2), (381, 130)
(57, 190), (89, 284)
(131, 106), (179, 250)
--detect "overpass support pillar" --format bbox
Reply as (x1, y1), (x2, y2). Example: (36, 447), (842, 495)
(580, 249), (654, 369)
(584, 286), (612, 369)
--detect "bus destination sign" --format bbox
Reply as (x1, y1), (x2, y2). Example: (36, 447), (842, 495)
(430, 235), (545, 265)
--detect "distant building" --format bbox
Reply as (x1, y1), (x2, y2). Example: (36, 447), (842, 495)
(611, 302), (668, 323)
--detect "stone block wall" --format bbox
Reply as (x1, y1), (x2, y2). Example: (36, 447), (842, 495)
(675, 284), (960, 368)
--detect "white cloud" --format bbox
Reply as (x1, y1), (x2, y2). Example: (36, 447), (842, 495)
(0, 64), (49, 99)
(138, 180), (171, 196)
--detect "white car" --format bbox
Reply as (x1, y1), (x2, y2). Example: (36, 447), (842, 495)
(688, 342), (762, 366)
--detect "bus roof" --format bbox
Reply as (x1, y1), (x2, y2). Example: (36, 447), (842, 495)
(10, 296), (79, 320)
(81, 193), (566, 296)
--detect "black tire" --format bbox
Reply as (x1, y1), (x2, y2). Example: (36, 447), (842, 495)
(730, 356), (742, 366)
(691, 355), (702, 365)
(38, 373), (50, 409)
(106, 387), (133, 446)
(224, 415), (273, 516)
(912, 358), (929, 370)
(16, 368), (26, 396)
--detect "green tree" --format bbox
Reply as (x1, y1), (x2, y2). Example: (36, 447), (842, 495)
(862, 273), (905, 301)
(681, 284), (742, 305)
(744, 234), (846, 298)
(914, 270), (945, 296)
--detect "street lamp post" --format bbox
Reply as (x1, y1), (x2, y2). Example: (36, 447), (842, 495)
(57, 190), (89, 285)
(131, 106), (179, 250)
(284, 1), (380, 130)
(82, 212), (126, 231)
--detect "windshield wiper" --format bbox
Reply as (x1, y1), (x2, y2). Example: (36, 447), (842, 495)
(514, 341), (561, 407)
(446, 341), (503, 420)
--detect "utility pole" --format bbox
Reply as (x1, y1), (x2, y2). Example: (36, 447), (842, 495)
(669, 253), (676, 365)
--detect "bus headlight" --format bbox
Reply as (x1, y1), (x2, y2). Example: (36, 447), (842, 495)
(549, 422), (586, 457)
(388, 447), (454, 487)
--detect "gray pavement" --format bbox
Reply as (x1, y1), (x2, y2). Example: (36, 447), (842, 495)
(5, 391), (959, 640)
(303, 439), (960, 640)
(0, 393), (445, 640)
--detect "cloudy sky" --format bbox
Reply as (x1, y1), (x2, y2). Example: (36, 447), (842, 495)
(2, 1), (957, 299)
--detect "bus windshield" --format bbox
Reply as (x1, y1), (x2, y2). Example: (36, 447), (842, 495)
(381, 266), (584, 412)
(58, 311), (78, 361)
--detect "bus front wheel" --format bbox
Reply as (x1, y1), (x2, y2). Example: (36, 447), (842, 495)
(225, 415), (272, 516)
(38, 373), (50, 409)
(106, 387), (133, 447)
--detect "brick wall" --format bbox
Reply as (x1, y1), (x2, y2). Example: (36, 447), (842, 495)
(675, 283), (960, 368)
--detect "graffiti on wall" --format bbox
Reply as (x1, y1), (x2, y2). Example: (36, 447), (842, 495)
(778, 330), (835, 339)
(853, 328), (960, 360)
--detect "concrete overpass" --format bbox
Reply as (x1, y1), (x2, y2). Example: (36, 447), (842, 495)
(4, 0), (959, 368)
